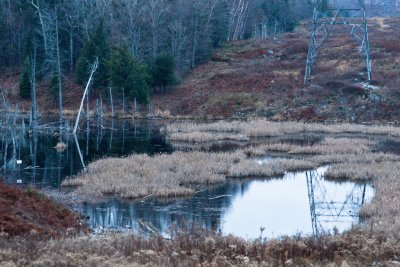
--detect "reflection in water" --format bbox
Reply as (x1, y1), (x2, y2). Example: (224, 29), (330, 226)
(0, 118), (375, 239)
(77, 167), (374, 239)
(0, 119), (173, 187)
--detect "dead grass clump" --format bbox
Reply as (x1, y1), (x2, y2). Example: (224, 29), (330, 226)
(168, 132), (249, 143)
(2, 224), (400, 266)
(63, 152), (244, 199)
(271, 158), (316, 172)
(359, 161), (400, 238)
(245, 137), (372, 158)
(166, 120), (400, 143)
(246, 143), (298, 155)
(63, 149), (321, 198)
(243, 120), (307, 137)
(325, 163), (378, 181)
(228, 159), (285, 178)
(311, 152), (400, 166)
(289, 138), (372, 155)
(244, 136), (399, 183)
(165, 120), (243, 134)
(228, 158), (316, 178)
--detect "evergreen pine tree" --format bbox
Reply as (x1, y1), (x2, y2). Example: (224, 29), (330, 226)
(48, 72), (63, 97)
(19, 58), (31, 99)
(109, 45), (151, 104)
(152, 55), (176, 90)
(76, 20), (109, 88)
(209, 2), (229, 48)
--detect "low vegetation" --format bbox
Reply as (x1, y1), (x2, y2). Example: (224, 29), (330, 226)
(64, 120), (400, 199)
(166, 119), (400, 142)
(5, 120), (400, 265)
(0, 182), (87, 238)
(2, 226), (400, 266)
(153, 18), (400, 121)
(62, 151), (320, 198)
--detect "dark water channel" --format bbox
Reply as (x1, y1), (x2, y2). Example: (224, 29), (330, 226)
(1, 119), (374, 239)
(1, 119), (172, 187)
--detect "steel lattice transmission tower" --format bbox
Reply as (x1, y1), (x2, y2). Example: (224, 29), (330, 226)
(304, 7), (372, 84)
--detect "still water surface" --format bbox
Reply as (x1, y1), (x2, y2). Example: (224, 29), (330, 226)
(0, 119), (374, 239)
(77, 166), (373, 239)
(1, 119), (172, 186)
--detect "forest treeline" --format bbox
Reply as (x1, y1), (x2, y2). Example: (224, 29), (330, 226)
(0, 0), (329, 106)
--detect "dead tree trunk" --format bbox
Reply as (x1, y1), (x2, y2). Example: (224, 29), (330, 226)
(109, 86), (115, 117)
(28, 0), (49, 56)
(55, 6), (63, 126)
(73, 58), (98, 135)
(122, 86), (126, 116)
(30, 44), (37, 129)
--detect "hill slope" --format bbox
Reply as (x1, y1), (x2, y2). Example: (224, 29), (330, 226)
(0, 182), (86, 238)
(0, 18), (399, 122)
(153, 17), (400, 122)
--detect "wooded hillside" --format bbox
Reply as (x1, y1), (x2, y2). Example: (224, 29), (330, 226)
(0, 0), (397, 117)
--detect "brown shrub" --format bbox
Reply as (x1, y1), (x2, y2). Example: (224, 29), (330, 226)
(0, 182), (87, 238)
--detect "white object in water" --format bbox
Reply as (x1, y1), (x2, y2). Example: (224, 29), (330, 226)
(17, 160), (22, 165)
(16, 179), (22, 184)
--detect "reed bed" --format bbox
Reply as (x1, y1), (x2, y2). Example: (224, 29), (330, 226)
(228, 158), (316, 178)
(63, 150), (324, 198)
(63, 152), (239, 198)
(6, 124), (400, 266)
(2, 218), (400, 266)
(168, 132), (249, 143)
(64, 132), (400, 198)
(166, 120), (400, 142)
(325, 163), (378, 181)
(245, 138), (372, 156)
(245, 136), (400, 182)
(228, 159), (285, 178)
(310, 152), (400, 165)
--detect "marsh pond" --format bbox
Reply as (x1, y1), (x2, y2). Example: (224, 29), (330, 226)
(1, 119), (374, 239)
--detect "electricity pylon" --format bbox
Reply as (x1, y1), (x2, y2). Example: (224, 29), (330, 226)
(304, 8), (372, 84)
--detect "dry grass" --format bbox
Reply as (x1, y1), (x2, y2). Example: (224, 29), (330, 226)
(325, 163), (379, 181)
(64, 125), (400, 198)
(62, 152), (241, 198)
(228, 158), (315, 178)
(228, 159), (284, 178)
(2, 222), (400, 266)
(62, 149), (323, 199)
(166, 120), (400, 185)
(168, 132), (249, 143)
(310, 152), (400, 165)
(6, 122), (400, 265)
(245, 136), (400, 183)
(245, 138), (372, 156)
(360, 161), (400, 238)
(166, 120), (400, 142)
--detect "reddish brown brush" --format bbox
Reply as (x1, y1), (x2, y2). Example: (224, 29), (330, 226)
(0, 181), (87, 238)
(152, 18), (400, 122)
